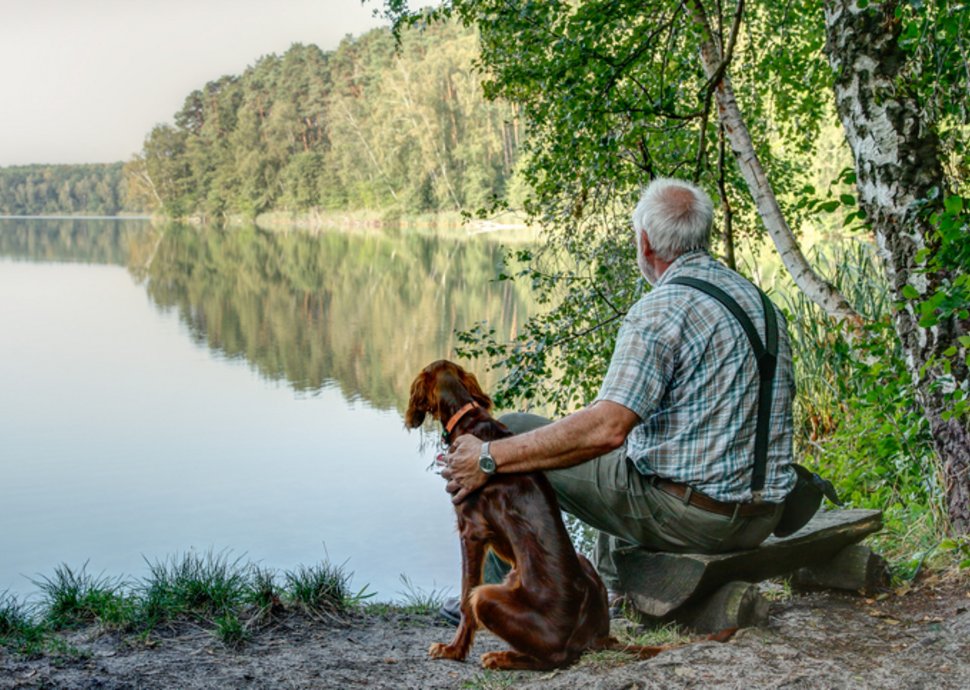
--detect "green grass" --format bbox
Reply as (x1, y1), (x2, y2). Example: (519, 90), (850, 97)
(214, 611), (249, 649)
(0, 590), (44, 655)
(283, 561), (369, 616)
(31, 563), (134, 630)
(246, 565), (284, 617)
(763, 239), (946, 567)
(1, 552), (395, 658)
(139, 550), (250, 625)
(460, 670), (520, 690)
(394, 574), (448, 615)
(618, 621), (692, 647)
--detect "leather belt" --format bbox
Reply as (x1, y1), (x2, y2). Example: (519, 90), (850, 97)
(652, 478), (777, 518)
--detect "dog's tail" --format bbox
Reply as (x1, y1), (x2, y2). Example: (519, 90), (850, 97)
(593, 627), (738, 660)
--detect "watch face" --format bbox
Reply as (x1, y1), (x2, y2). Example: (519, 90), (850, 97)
(479, 454), (496, 474)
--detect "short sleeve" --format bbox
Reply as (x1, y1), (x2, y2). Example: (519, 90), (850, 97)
(596, 306), (677, 420)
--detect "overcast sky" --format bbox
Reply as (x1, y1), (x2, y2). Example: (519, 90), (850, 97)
(0, 0), (387, 166)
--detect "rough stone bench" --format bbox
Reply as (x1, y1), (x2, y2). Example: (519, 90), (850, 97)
(613, 508), (886, 633)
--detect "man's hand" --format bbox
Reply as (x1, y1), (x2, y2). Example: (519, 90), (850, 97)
(442, 434), (489, 504)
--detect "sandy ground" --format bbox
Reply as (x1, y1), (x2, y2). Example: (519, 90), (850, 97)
(2, 573), (968, 689)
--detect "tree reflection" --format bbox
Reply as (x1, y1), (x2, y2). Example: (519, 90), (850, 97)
(131, 223), (533, 410)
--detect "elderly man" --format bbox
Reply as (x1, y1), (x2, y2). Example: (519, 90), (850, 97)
(442, 177), (796, 599)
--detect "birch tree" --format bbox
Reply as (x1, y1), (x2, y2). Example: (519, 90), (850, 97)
(823, 0), (970, 532)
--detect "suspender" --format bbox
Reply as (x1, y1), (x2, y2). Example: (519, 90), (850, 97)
(666, 276), (778, 500)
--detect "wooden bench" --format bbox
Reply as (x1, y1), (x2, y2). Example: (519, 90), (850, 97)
(613, 509), (886, 632)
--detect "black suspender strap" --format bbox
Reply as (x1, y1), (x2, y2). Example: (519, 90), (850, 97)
(666, 276), (778, 498)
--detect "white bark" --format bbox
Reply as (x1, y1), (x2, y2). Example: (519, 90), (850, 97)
(688, 0), (863, 325)
(824, 0), (970, 534)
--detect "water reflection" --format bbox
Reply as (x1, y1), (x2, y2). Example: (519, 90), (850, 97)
(0, 217), (534, 600)
(2, 218), (533, 409)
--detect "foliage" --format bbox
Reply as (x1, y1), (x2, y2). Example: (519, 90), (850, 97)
(0, 163), (139, 215)
(381, 0), (839, 415)
(779, 243), (941, 550)
(910, 191), (970, 422)
(131, 23), (523, 220)
(386, 0), (970, 544)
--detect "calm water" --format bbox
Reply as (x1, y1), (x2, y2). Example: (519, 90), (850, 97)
(0, 218), (533, 601)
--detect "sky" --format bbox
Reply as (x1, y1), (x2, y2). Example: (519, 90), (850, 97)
(0, 0), (388, 166)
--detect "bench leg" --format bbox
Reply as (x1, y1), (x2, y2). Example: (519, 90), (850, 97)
(675, 581), (769, 633)
(792, 544), (889, 595)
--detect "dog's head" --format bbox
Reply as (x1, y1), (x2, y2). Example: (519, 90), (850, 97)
(405, 359), (492, 429)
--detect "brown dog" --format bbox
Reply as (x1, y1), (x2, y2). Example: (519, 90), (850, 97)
(405, 360), (727, 670)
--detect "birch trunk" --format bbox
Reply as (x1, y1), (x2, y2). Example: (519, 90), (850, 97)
(688, 0), (863, 325)
(823, 0), (970, 533)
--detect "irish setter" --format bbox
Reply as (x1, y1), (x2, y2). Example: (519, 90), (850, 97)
(405, 360), (733, 670)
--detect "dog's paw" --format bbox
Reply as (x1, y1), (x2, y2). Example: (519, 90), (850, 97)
(480, 651), (504, 670)
(428, 642), (465, 660)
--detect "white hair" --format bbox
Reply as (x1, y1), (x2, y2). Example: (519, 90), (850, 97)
(631, 178), (714, 262)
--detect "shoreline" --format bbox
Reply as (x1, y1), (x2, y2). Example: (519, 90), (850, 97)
(2, 570), (968, 689)
(1, 209), (538, 242)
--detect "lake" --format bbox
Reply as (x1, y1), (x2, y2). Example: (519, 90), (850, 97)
(0, 217), (534, 602)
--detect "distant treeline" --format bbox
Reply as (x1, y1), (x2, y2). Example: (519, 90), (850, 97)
(0, 163), (140, 216)
(128, 22), (524, 220)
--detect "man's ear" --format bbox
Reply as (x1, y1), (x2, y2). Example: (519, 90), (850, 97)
(638, 228), (651, 258)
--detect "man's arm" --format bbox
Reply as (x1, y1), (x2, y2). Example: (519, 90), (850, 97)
(441, 399), (640, 503)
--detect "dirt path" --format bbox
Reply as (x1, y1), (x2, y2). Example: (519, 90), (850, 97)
(2, 574), (968, 689)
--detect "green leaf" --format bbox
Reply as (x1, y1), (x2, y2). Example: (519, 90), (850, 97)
(839, 193), (856, 206)
(901, 284), (920, 300)
(944, 195), (964, 215)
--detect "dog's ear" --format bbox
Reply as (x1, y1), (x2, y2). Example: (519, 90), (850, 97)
(456, 367), (492, 411)
(404, 369), (434, 428)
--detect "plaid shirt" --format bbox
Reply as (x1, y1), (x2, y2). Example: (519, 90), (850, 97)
(597, 250), (796, 503)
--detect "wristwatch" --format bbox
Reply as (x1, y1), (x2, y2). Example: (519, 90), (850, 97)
(479, 442), (497, 475)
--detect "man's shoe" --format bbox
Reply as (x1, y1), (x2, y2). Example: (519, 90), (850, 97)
(439, 596), (462, 626)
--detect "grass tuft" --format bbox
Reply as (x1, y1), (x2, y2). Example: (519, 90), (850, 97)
(284, 561), (366, 616)
(0, 591), (58, 658)
(619, 622), (691, 647)
(32, 563), (133, 630)
(0, 590), (30, 637)
(140, 550), (249, 625)
(395, 574), (447, 615)
(214, 611), (249, 649)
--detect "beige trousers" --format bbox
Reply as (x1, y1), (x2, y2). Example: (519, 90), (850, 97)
(499, 412), (783, 590)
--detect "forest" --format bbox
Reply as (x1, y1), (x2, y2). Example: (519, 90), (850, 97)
(125, 21), (523, 220)
(0, 163), (136, 216)
(380, 0), (970, 556)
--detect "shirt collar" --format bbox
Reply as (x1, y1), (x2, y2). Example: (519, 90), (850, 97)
(654, 249), (712, 288)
